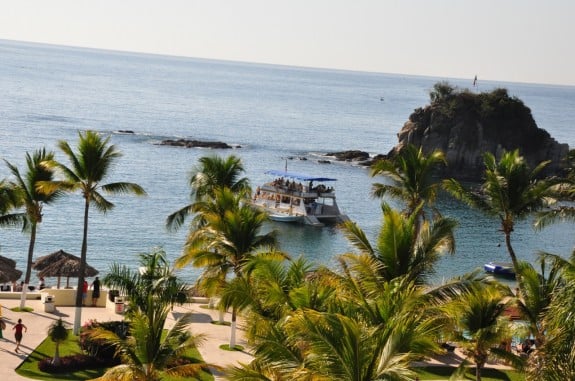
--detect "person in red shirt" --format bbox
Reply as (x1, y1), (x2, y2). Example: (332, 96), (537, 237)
(13, 318), (27, 353)
(82, 280), (88, 306)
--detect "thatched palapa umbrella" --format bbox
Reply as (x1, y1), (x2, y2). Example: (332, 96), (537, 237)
(37, 257), (99, 289)
(33, 250), (78, 271)
(33, 250), (98, 289)
(0, 265), (22, 284)
(0, 255), (22, 284)
(0, 255), (17, 269)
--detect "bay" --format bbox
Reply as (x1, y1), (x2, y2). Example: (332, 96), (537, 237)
(1, 39), (574, 284)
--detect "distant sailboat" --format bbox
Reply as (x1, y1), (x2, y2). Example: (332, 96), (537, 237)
(473, 75), (478, 87)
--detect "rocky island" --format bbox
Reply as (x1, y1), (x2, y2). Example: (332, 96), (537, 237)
(386, 82), (569, 180)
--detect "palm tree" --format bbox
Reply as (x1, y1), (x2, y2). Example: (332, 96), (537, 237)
(370, 143), (446, 220)
(527, 250), (575, 380)
(444, 149), (559, 274)
(228, 277), (441, 381)
(48, 318), (69, 366)
(91, 308), (211, 381)
(441, 283), (517, 381)
(176, 187), (280, 348)
(93, 248), (213, 380)
(166, 154), (250, 232)
(1, 149), (62, 309)
(514, 257), (561, 348)
(103, 248), (191, 317)
(42, 130), (146, 334)
(219, 256), (336, 345)
(339, 202), (456, 285)
(534, 148), (575, 230)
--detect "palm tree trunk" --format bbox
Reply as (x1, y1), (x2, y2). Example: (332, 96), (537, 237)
(52, 343), (61, 366)
(504, 232), (520, 278)
(20, 223), (37, 309)
(73, 198), (90, 335)
(230, 306), (237, 348)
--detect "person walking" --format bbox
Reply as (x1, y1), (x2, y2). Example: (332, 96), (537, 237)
(0, 318), (5, 339)
(91, 276), (101, 306)
(13, 318), (27, 353)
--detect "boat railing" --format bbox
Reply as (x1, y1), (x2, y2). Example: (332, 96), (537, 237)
(260, 183), (335, 199)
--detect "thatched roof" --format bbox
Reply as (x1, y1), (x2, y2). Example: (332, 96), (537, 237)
(33, 249), (79, 271)
(0, 264), (22, 283)
(0, 255), (17, 269)
(37, 258), (99, 278)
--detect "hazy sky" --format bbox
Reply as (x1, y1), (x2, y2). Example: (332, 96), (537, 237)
(2, 0), (574, 86)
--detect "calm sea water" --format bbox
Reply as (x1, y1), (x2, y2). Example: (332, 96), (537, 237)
(1, 39), (574, 284)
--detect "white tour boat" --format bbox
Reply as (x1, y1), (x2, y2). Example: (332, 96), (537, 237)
(250, 170), (349, 226)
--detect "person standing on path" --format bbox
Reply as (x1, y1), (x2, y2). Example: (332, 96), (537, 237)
(91, 276), (101, 306)
(82, 280), (88, 306)
(0, 318), (5, 339)
(13, 318), (27, 353)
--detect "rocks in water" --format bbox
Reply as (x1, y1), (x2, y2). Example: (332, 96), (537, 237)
(158, 139), (238, 149)
(117, 130), (135, 134)
(325, 150), (371, 163)
(388, 84), (569, 180)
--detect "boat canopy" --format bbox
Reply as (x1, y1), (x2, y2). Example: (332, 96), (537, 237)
(265, 170), (337, 182)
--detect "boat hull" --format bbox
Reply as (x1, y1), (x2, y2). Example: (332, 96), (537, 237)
(484, 262), (515, 278)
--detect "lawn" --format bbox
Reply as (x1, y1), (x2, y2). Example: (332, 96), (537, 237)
(414, 366), (525, 380)
(15, 331), (214, 381)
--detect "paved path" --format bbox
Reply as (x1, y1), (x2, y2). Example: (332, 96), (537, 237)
(0, 299), (252, 380)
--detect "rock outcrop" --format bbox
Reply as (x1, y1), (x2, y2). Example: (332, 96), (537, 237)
(389, 85), (569, 180)
(158, 139), (238, 149)
(325, 150), (370, 162)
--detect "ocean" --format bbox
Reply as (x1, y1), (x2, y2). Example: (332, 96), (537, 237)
(1, 39), (574, 284)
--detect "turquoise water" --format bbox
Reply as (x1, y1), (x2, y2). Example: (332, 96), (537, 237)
(1, 39), (574, 284)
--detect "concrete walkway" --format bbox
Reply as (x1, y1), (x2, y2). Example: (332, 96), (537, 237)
(0, 299), (252, 380)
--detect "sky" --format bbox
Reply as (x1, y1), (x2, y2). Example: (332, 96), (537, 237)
(1, 0), (574, 86)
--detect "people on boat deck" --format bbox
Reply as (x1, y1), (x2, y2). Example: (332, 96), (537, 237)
(271, 178), (303, 192)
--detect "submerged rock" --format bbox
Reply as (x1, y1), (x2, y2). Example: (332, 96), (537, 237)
(158, 139), (237, 149)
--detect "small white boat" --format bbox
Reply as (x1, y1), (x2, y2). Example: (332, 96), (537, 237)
(249, 170), (349, 226)
(484, 261), (515, 278)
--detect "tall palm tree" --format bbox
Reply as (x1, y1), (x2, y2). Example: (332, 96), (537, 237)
(42, 130), (146, 334)
(444, 149), (559, 274)
(48, 318), (69, 366)
(371, 143), (446, 220)
(441, 283), (517, 381)
(1, 149), (62, 309)
(339, 202), (456, 285)
(166, 154), (250, 232)
(176, 187), (280, 348)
